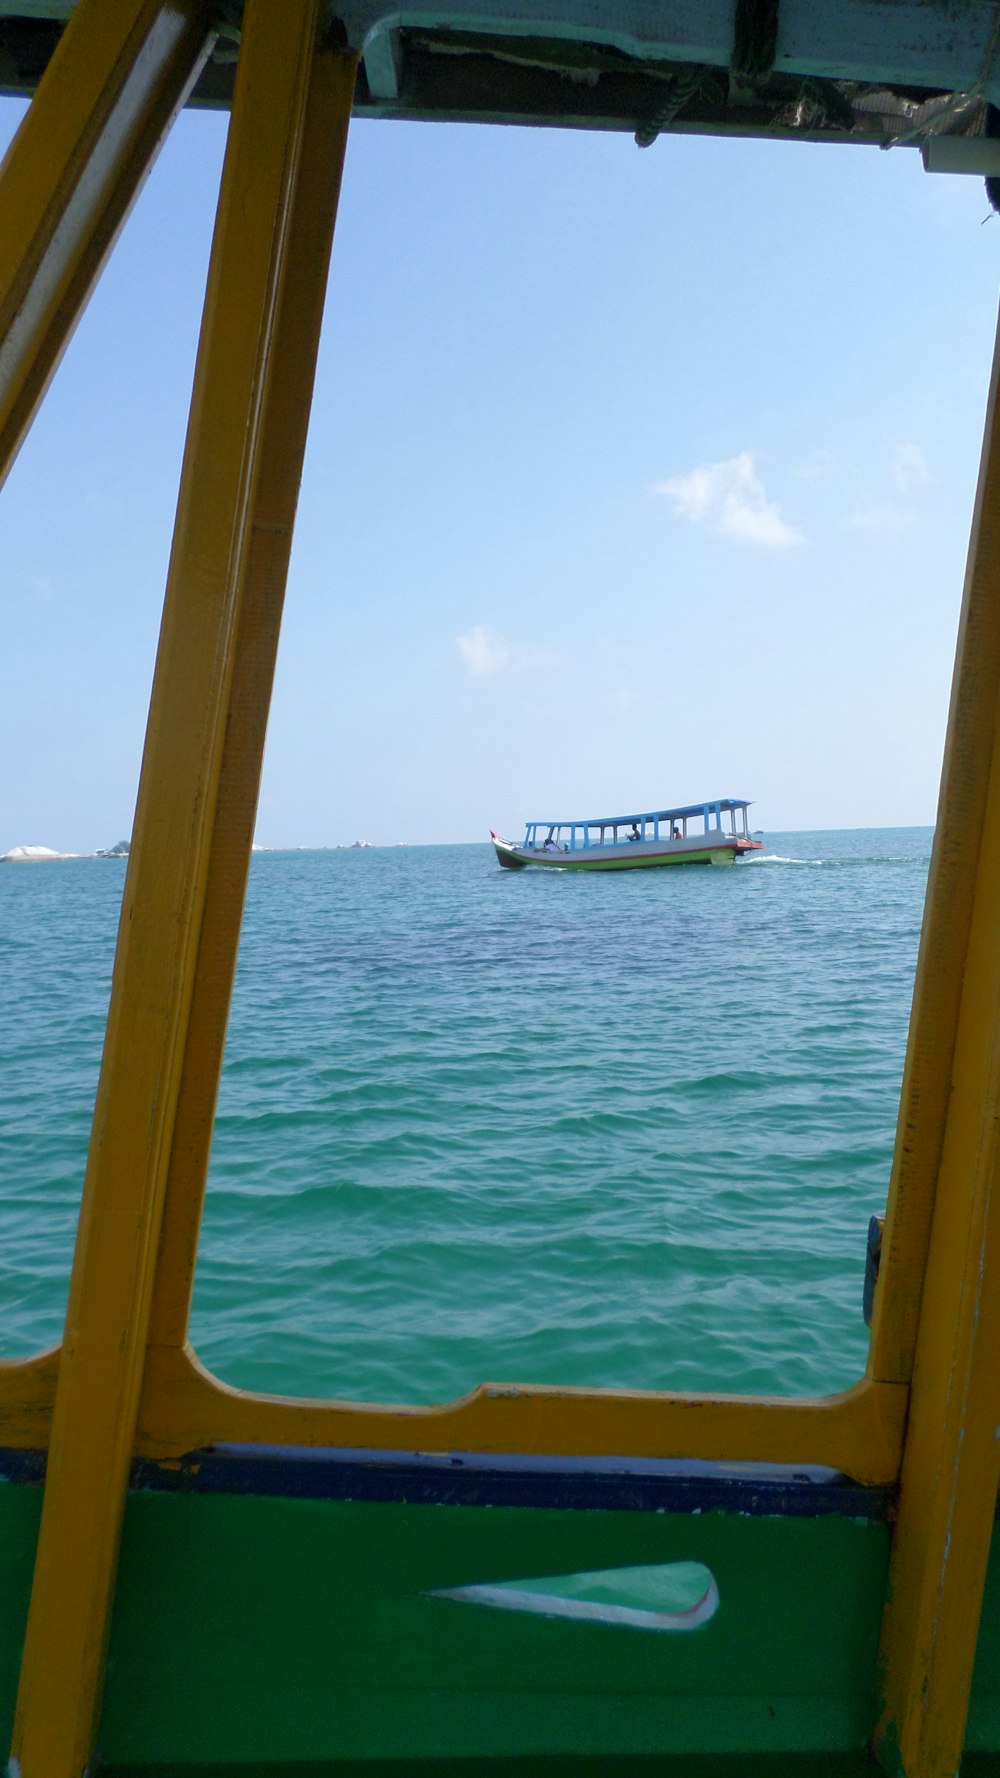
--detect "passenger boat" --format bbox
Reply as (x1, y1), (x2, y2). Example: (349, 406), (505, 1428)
(4, 3), (1000, 1776)
(491, 798), (762, 870)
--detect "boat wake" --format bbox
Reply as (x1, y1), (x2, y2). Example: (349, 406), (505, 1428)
(744, 853), (822, 866)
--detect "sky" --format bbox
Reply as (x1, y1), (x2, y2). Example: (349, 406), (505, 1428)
(2, 95), (999, 850)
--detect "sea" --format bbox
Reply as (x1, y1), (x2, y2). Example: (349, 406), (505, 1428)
(1, 827), (931, 1405)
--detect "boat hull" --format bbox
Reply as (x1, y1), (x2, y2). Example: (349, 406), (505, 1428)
(0, 1441), (897, 1769)
(490, 832), (761, 871)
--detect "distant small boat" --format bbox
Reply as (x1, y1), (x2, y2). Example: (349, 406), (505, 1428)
(490, 799), (763, 871)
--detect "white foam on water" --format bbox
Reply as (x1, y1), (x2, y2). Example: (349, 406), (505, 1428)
(744, 853), (822, 866)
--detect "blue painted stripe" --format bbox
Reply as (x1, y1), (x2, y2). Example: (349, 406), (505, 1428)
(0, 1444), (895, 1516)
(0, 1446), (45, 1485)
(142, 1448), (893, 1516)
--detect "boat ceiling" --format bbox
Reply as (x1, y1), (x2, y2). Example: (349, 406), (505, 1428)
(4, 0), (1000, 170)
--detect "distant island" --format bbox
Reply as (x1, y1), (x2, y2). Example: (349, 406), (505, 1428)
(1, 840), (130, 863)
(0, 839), (428, 861)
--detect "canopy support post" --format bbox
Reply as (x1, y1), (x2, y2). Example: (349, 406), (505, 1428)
(873, 302), (1000, 1776)
(0, 0), (216, 491)
(143, 39), (357, 1363)
(7, 5), (351, 1773)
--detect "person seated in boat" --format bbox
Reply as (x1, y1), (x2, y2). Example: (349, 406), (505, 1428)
(672, 825), (682, 840)
(544, 837), (560, 853)
(629, 824), (641, 842)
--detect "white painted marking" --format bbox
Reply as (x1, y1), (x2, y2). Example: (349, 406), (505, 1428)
(429, 1561), (719, 1632)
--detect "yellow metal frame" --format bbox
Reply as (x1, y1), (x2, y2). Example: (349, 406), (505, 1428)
(870, 313), (1000, 1778)
(0, 0), (216, 490)
(3, 3), (1000, 1772)
(134, 1345), (908, 1479)
(6, 1), (356, 1770)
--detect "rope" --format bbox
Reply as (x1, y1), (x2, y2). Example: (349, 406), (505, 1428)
(635, 66), (711, 148)
(636, 0), (778, 148)
(731, 0), (779, 89)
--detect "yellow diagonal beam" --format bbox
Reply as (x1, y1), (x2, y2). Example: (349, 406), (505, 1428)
(0, 0), (215, 491)
(873, 305), (1000, 1777)
(146, 39), (357, 1355)
(8, 3), (331, 1772)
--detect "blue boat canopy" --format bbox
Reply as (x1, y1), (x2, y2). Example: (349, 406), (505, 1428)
(5, 0), (1000, 188)
(533, 798), (753, 828)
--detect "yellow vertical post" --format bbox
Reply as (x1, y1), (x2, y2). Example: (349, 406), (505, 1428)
(8, 3), (330, 1773)
(874, 305), (1000, 1777)
(868, 325), (1000, 1394)
(145, 39), (357, 1361)
(0, 0), (216, 490)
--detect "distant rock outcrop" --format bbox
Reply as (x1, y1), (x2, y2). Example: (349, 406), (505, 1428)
(0, 844), (69, 862)
(1, 840), (130, 862)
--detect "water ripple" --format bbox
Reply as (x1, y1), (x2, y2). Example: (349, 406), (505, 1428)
(0, 828), (931, 1407)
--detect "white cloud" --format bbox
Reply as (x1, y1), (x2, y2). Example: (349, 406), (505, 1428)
(891, 443), (931, 494)
(456, 626), (553, 677)
(794, 448), (834, 483)
(655, 451), (801, 547)
(515, 644), (557, 672)
(844, 499), (909, 532)
(457, 625), (510, 676)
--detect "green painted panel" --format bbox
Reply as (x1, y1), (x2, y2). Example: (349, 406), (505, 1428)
(18, 1480), (1000, 1770)
(0, 1481), (42, 1750)
(5, 1483), (1000, 1769)
(94, 1492), (888, 1765)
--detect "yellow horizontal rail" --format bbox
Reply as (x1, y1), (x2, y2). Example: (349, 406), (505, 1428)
(0, 1347), (905, 1486)
(126, 1345), (905, 1486)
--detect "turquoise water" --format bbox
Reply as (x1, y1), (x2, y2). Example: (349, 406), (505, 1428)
(1, 829), (931, 1403)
